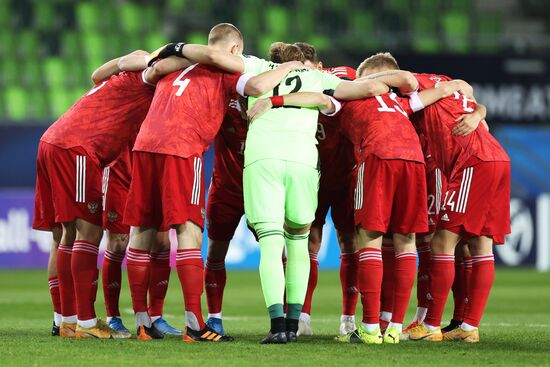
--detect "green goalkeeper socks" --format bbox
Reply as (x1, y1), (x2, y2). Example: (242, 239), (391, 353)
(256, 225), (286, 319)
(284, 230), (310, 319)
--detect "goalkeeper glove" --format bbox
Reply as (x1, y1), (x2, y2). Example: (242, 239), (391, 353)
(147, 42), (186, 66)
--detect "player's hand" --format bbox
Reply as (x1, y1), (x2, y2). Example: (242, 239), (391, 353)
(283, 60), (304, 71)
(453, 112), (482, 136)
(147, 42), (186, 66)
(247, 98), (273, 123)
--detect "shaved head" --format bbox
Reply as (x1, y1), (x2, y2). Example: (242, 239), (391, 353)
(208, 23), (243, 47)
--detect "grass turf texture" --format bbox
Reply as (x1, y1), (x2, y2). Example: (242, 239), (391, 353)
(1, 268), (549, 366)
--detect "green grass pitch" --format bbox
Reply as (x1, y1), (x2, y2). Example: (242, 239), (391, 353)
(1, 268), (549, 366)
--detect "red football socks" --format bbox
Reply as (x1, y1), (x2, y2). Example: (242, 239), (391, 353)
(127, 247), (150, 313)
(380, 244), (395, 315)
(57, 244), (77, 317)
(424, 254), (455, 327)
(340, 252), (358, 316)
(463, 255), (495, 327)
(176, 249), (205, 330)
(301, 252), (319, 315)
(102, 250), (125, 317)
(416, 242), (431, 308)
(48, 276), (61, 315)
(452, 259), (466, 320)
(71, 240), (99, 321)
(391, 252), (417, 324)
(148, 250), (171, 318)
(205, 258), (226, 315)
(358, 248), (383, 324)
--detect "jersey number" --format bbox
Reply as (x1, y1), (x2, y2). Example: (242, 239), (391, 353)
(273, 75), (302, 96)
(173, 64), (198, 97)
(453, 92), (475, 113)
(375, 93), (407, 117)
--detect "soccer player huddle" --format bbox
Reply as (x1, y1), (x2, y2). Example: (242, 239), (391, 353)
(33, 22), (510, 345)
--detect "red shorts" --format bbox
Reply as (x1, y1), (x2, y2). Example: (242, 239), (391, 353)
(438, 159), (511, 244)
(124, 152), (205, 231)
(312, 171), (355, 233)
(206, 173), (244, 242)
(354, 155), (428, 234)
(33, 142), (103, 230)
(102, 163), (131, 234)
(417, 166), (448, 241)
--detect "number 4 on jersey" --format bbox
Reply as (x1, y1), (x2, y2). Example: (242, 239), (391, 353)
(173, 64), (197, 96)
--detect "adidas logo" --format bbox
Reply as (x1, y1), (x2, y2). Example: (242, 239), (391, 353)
(108, 282), (121, 289)
(156, 280), (169, 287)
(441, 213), (450, 222)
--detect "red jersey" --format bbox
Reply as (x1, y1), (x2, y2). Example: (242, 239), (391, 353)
(41, 71), (154, 167)
(339, 92), (424, 164)
(133, 64), (242, 158)
(316, 66), (356, 189)
(412, 73), (510, 178)
(212, 94), (248, 190)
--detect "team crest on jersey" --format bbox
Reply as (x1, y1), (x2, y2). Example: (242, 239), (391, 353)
(87, 201), (99, 214)
(107, 211), (119, 223)
(430, 76), (442, 86)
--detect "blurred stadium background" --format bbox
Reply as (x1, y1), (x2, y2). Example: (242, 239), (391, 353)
(0, 0), (549, 272)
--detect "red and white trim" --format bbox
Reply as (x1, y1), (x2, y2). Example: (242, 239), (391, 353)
(354, 162), (365, 210)
(359, 249), (382, 262)
(58, 244), (73, 254)
(48, 278), (60, 289)
(150, 250), (170, 261)
(191, 157), (202, 206)
(102, 166), (110, 209)
(395, 252), (416, 260)
(73, 240), (99, 255)
(471, 254), (494, 264)
(435, 168), (443, 215)
(431, 254), (455, 263)
(176, 249), (202, 262)
(464, 256), (473, 269)
(127, 248), (150, 263)
(75, 155), (87, 203)
(309, 252), (319, 263)
(104, 250), (125, 263)
(456, 167), (473, 214)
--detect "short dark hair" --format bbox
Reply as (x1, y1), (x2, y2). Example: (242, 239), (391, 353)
(208, 23), (243, 45)
(269, 42), (287, 63)
(294, 42), (318, 63)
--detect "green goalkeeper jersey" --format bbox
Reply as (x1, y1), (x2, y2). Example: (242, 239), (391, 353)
(241, 55), (342, 168)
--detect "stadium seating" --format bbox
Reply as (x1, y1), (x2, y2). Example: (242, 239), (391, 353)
(0, 0), (532, 122)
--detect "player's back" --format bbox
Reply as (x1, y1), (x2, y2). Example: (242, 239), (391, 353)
(41, 71), (154, 166)
(133, 64), (240, 159)
(413, 73), (509, 177)
(340, 92), (424, 164)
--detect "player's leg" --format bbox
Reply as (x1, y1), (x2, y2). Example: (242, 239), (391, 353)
(337, 229), (358, 335)
(409, 229), (461, 341)
(47, 227), (62, 336)
(284, 161), (320, 342)
(442, 241), (468, 333)
(244, 159), (288, 344)
(204, 185), (244, 335)
(384, 232), (416, 344)
(102, 230), (130, 336)
(444, 236), (494, 343)
(149, 231), (182, 336)
(297, 221), (322, 336)
(57, 222), (77, 337)
(379, 236), (394, 333)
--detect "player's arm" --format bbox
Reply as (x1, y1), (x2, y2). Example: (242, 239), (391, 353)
(91, 50), (149, 84)
(247, 92), (339, 122)
(242, 61), (303, 97)
(453, 103), (488, 136)
(332, 79), (390, 101)
(143, 56), (193, 85)
(414, 80), (471, 108)
(360, 70), (419, 95)
(148, 42), (245, 73)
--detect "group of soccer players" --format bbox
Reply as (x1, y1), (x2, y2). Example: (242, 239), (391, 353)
(33, 22), (510, 344)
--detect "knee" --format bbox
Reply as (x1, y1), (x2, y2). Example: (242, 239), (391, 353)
(393, 233), (416, 254)
(430, 230), (460, 255)
(107, 232), (129, 253)
(207, 240), (230, 261)
(307, 226), (322, 253)
(284, 221), (311, 235)
(337, 230), (356, 253)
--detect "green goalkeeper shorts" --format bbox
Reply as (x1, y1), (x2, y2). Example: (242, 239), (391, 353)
(243, 159), (320, 226)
